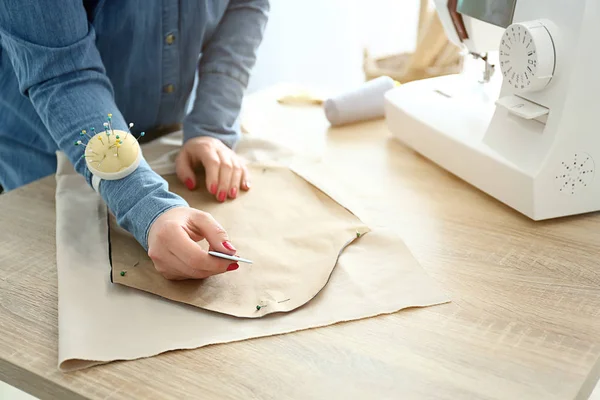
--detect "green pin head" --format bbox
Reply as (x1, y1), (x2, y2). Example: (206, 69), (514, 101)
(120, 271), (126, 276)
(256, 305), (261, 311)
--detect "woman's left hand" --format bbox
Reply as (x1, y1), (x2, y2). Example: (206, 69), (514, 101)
(175, 136), (251, 202)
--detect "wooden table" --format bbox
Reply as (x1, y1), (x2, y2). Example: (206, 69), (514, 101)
(2, 85), (600, 399)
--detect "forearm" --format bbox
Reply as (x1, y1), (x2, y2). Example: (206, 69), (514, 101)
(183, 0), (269, 148)
(0, 1), (187, 249)
(24, 57), (187, 249)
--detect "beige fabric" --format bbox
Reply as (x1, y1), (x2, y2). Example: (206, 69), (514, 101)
(110, 165), (370, 318)
(54, 132), (450, 371)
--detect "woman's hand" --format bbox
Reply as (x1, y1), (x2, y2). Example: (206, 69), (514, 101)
(147, 207), (239, 280)
(175, 136), (250, 202)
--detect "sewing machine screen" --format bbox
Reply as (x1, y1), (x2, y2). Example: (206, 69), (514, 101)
(457, 0), (516, 28)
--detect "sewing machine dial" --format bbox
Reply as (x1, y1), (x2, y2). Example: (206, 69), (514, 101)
(499, 21), (555, 93)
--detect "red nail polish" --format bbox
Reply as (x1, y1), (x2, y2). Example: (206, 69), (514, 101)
(210, 183), (217, 195)
(222, 241), (236, 251)
(230, 187), (237, 198)
(227, 263), (239, 271)
(185, 179), (194, 190)
(218, 191), (226, 202)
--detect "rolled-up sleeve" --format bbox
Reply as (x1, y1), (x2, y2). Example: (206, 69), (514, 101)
(0, 1), (187, 250)
(183, 0), (269, 148)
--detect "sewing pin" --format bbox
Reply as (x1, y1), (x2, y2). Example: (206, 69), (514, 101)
(108, 138), (123, 150)
(74, 140), (87, 147)
(80, 129), (92, 140)
(136, 131), (145, 142)
(125, 123), (134, 141)
(208, 251), (253, 264)
(107, 113), (114, 136)
(82, 154), (99, 162)
(256, 298), (290, 311)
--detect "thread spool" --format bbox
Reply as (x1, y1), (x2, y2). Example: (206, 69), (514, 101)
(323, 76), (399, 126)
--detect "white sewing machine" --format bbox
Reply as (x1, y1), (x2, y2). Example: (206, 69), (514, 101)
(385, 0), (600, 219)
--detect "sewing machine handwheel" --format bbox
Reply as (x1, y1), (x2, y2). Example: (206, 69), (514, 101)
(499, 20), (556, 93)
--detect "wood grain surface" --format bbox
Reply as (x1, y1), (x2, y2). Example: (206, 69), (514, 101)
(2, 85), (600, 399)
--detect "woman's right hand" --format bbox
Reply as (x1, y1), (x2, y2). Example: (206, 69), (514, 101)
(147, 206), (240, 280)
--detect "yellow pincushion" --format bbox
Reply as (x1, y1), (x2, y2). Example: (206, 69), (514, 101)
(83, 126), (142, 181)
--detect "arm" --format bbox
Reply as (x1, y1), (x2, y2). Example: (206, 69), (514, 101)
(0, 1), (186, 250)
(183, 0), (270, 148)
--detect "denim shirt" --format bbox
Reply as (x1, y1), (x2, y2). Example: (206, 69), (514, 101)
(0, 0), (269, 249)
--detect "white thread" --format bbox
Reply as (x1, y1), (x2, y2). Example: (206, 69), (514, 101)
(323, 76), (396, 126)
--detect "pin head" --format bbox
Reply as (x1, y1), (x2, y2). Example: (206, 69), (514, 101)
(129, 123), (134, 128)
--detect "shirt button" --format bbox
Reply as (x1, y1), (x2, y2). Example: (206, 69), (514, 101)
(163, 84), (174, 93)
(165, 34), (175, 45)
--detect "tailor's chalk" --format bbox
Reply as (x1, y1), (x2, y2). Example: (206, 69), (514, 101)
(208, 251), (253, 264)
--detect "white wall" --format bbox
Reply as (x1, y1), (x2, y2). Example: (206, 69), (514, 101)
(247, 0), (421, 94)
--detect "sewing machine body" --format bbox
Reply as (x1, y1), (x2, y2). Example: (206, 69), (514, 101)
(385, 0), (600, 219)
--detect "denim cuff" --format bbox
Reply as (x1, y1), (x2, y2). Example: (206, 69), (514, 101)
(98, 158), (188, 250)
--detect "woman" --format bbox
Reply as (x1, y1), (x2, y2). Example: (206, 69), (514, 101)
(0, 0), (269, 279)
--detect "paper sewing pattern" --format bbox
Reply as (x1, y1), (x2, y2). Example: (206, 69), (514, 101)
(109, 164), (370, 318)
(54, 131), (450, 372)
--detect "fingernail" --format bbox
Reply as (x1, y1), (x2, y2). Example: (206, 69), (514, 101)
(222, 241), (236, 251)
(227, 263), (239, 271)
(230, 187), (237, 198)
(185, 179), (194, 190)
(218, 191), (226, 202)
(210, 183), (217, 195)
(244, 181), (251, 189)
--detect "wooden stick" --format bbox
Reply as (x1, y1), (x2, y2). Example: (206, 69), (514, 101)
(407, 11), (448, 71)
(433, 40), (461, 67)
(417, 0), (431, 43)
